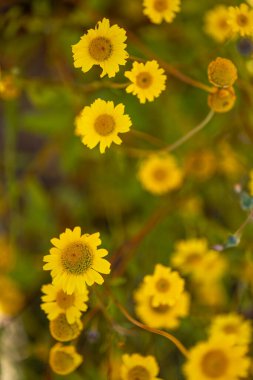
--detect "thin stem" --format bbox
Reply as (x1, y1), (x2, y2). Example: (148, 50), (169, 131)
(108, 291), (189, 358)
(234, 209), (253, 238)
(130, 129), (166, 147)
(162, 109), (215, 153)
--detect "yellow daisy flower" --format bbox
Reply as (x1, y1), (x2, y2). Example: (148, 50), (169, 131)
(41, 283), (89, 324)
(124, 60), (166, 104)
(228, 3), (253, 37)
(204, 6), (232, 43)
(49, 313), (83, 342)
(143, 0), (181, 24)
(72, 18), (128, 78)
(193, 250), (227, 283)
(209, 313), (252, 346)
(171, 238), (208, 277)
(248, 170), (253, 196)
(77, 99), (132, 154)
(144, 264), (184, 307)
(134, 284), (190, 329)
(184, 335), (250, 380)
(121, 353), (162, 380)
(43, 227), (111, 294)
(138, 153), (183, 195)
(49, 343), (83, 375)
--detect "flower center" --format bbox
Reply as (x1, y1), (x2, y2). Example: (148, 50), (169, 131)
(61, 242), (93, 275)
(56, 290), (75, 309)
(88, 37), (112, 61)
(237, 14), (248, 27)
(152, 167), (167, 181)
(222, 324), (238, 334)
(218, 18), (229, 30)
(94, 114), (115, 136)
(153, 0), (168, 12)
(201, 349), (228, 378)
(185, 253), (201, 265)
(49, 313), (81, 342)
(51, 351), (74, 373)
(155, 278), (170, 292)
(127, 365), (150, 380)
(149, 297), (170, 313)
(136, 72), (153, 89)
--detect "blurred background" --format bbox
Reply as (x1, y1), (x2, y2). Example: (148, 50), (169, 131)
(0, 0), (253, 379)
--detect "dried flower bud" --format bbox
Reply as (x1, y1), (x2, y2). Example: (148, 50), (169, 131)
(208, 87), (236, 113)
(49, 313), (83, 342)
(208, 57), (238, 88)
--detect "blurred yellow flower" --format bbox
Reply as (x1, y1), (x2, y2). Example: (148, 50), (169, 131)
(138, 153), (183, 195)
(144, 264), (184, 307)
(49, 343), (83, 375)
(217, 142), (244, 179)
(204, 6), (232, 43)
(77, 99), (132, 154)
(209, 313), (252, 346)
(0, 74), (20, 100)
(195, 280), (225, 307)
(194, 250), (227, 283)
(184, 335), (250, 380)
(121, 353), (162, 380)
(228, 3), (253, 37)
(143, 0), (181, 24)
(0, 275), (24, 317)
(207, 57), (237, 88)
(72, 18), (128, 78)
(49, 313), (83, 342)
(125, 60), (166, 103)
(41, 283), (88, 324)
(43, 226), (111, 294)
(135, 284), (190, 329)
(184, 149), (217, 181)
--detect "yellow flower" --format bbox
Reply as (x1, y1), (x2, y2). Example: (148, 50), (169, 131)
(49, 313), (83, 342)
(0, 74), (20, 100)
(209, 313), (252, 346)
(208, 86), (236, 113)
(0, 275), (24, 317)
(144, 264), (184, 307)
(248, 170), (253, 196)
(121, 353), (162, 380)
(77, 99), (132, 154)
(124, 60), (166, 104)
(143, 0), (181, 24)
(207, 57), (238, 88)
(41, 283), (88, 324)
(195, 280), (225, 307)
(193, 250), (227, 283)
(138, 153), (183, 195)
(43, 227), (111, 294)
(184, 335), (250, 380)
(228, 3), (253, 37)
(49, 343), (83, 375)
(184, 149), (217, 181)
(72, 18), (128, 78)
(172, 238), (208, 277)
(204, 6), (232, 43)
(134, 284), (190, 329)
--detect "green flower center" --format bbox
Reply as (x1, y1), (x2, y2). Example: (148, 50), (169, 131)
(136, 72), (153, 89)
(153, 0), (168, 12)
(61, 242), (93, 275)
(155, 277), (170, 292)
(201, 349), (228, 378)
(89, 37), (112, 61)
(127, 365), (150, 380)
(94, 114), (115, 136)
(56, 290), (75, 309)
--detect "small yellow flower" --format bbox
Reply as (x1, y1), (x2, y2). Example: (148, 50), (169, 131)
(204, 6), (232, 43)
(121, 353), (162, 380)
(194, 250), (227, 283)
(134, 284), (190, 329)
(124, 60), (166, 104)
(138, 153), (183, 195)
(248, 170), (253, 196)
(144, 264), (184, 307)
(49, 313), (83, 342)
(43, 227), (111, 294)
(209, 313), (252, 346)
(228, 3), (253, 37)
(77, 99), (132, 154)
(208, 86), (236, 113)
(143, 0), (181, 24)
(41, 283), (89, 324)
(195, 280), (225, 307)
(72, 18), (128, 78)
(207, 57), (238, 88)
(184, 335), (250, 380)
(49, 343), (83, 375)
